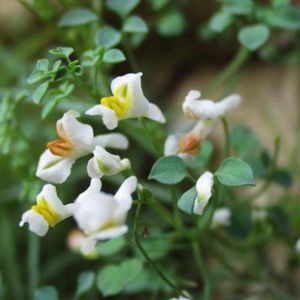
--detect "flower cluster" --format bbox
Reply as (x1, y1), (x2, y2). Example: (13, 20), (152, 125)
(20, 73), (165, 254)
(20, 72), (241, 258)
(165, 90), (241, 216)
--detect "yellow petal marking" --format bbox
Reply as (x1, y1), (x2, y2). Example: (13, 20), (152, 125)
(100, 84), (130, 118)
(31, 197), (61, 226)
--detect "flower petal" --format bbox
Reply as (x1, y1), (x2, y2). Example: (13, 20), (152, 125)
(92, 133), (129, 150)
(36, 150), (76, 184)
(111, 72), (149, 118)
(86, 105), (118, 130)
(58, 110), (94, 149)
(183, 90), (241, 119)
(19, 210), (49, 236)
(145, 103), (166, 123)
(164, 134), (181, 156)
(193, 171), (214, 215)
(114, 176), (137, 212)
(92, 225), (128, 240)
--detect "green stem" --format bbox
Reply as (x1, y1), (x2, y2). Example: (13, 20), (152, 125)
(28, 233), (39, 299)
(203, 47), (250, 96)
(191, 240), (211, 300)
(135, 197), (175, 227)
(221, 117), (230, 157)
(132, 201), (183, 297)
(140, 118), (163, 157)
(122, 36), (140, 72)
(170, 187), (184, 231)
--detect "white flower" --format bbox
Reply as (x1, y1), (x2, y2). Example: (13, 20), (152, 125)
(87, 146), (131, 178)
(36, 110), (129, 184)
(73, 176), (137, 251)
(296, 239), (300, 254)
(19, 184), (74, 236)
(86, 73), (165, 130)
(193, 171), (214, 215)
(211, 208), (231, 228)
(164, 120), (216, 161)
(183, 90), (241, 120)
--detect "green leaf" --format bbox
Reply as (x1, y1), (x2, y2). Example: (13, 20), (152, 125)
(157, 11), (185, 36)
(36, 59), (49, 72)
(238, 24), (270, 51)
(103, 49), (126, 63)
(33, 82), (49, 104)
(97, 265), (124, 296)
(148, 156), (188, 184)
(238, 25), (268, 51)
(49, 47), (74, 59)
(119, 259), (143, 284)
(215, 157), (255, 187)
(220, 0), (253, 16)
(178, 187), (197, 214)
(34, 286), (59, 300)
(96, 237), (126, 256)
(75, 271), (95, 298)
(123, 16), (149, 33)
(106, 0), (140, 17)
(58, 8), (98, 27)
(95, 26), (121, 48)
(230, 126), (260, 159)
(264, 6), (300, 30)
(41, 98), (60, 119)
(209, 11), (233, 33)
(27, 70), (48, 84)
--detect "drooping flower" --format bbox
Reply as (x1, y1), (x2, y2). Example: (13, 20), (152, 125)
(183, 90), (241, 120)
(193, 171), (214, 215)
(86, 73), (165, 130)
(19, 184), (74, 236)
(36, 110), (129, 184)
(164, 119), (216, 161)
(211, 208), (231, 228)
(73, 176), (137, 251)
(87, 146), (131, 178)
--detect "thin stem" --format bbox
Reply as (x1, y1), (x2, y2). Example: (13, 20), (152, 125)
(135, 197), (175, 227)
(203, 47), (250, 97)
(132, 201), (184, 297)
(221, 117), (230, 157)
(191, 240), (211, 300)
(140, 118), (163, 157)
(71, 73), (97, 100)
(94, 66), (100, 99)
(28, 233), (39, 299)
(122, 36), (140, 72)
(170, 187), (184, 231)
